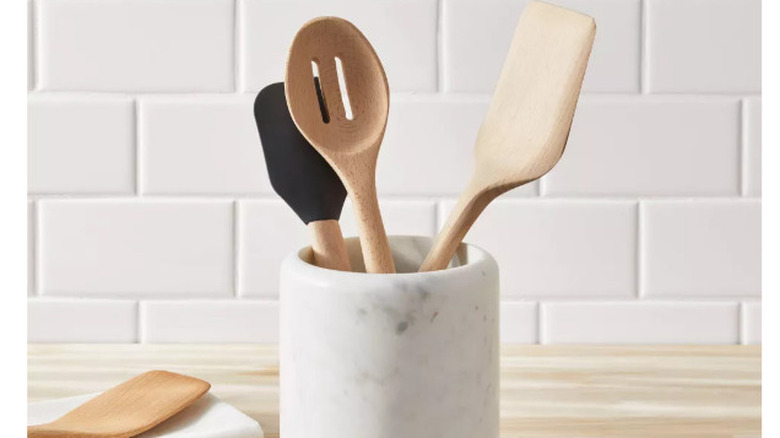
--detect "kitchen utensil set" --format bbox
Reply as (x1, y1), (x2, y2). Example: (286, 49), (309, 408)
(258, 1), (596, 273)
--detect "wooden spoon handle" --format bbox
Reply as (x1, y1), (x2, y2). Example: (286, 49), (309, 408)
(308, 220), (351, 271)
(27, 425), (53, 438)
(420, 183), (495, 272)
(350, 182), (395, 274)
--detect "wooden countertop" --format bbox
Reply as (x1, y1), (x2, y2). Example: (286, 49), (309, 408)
(28, 344), (761, 437)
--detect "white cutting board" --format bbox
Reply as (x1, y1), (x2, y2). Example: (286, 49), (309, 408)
(28, 392), (263, 438)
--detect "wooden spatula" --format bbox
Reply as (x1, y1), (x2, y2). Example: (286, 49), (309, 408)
(255, 82), (351, 271)
(419, 1), (596, 272)
(27, 370), (210, 438)
(285, 17), (396, 273)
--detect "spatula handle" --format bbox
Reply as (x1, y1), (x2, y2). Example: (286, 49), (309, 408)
(309, 220), (351, 271)
(420, 184), (494, 272)
(27, 425), (51, 438)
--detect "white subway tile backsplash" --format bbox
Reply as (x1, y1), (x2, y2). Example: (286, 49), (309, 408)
(141, 300), (278, 343)
(642, 200), (761, 297)
(28, 298), (138, 343)
(239, 200), (436, 297)
(542, 97), (740, 196)
(744, 98), (761, 196)
(140, 96), (270, 195)
(37, 0), (234, 92)
(541, 302), (739, 344)
(500, 302), (538, 344)
(28, 95), (135, 194)
(443, 200), (637, 298)
(241, 0), (438, 92)
(443, 0), (640, 93)
(646, 0), (761, 93)
(39, 200), (234, 297)
(26, 0), (761, 345)
(741, 302), (761, 345)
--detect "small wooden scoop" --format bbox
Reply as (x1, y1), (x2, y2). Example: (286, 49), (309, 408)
(255, 82), (351, 271)
(419, 1), (596, 271)
(27, 370), (210, 438)
(285, 17), (395, 273)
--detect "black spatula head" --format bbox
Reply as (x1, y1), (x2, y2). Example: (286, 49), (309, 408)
(254, 82), (347, 224)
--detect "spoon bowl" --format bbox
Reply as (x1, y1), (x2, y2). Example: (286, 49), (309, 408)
(286, 17), (389, 157)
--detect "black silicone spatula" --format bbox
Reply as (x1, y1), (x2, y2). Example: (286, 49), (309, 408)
(254, 82), (351, 271)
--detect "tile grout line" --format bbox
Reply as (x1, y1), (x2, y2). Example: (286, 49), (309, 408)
(135, 301), (142, 344)
(133, 99), (141, 196)
(233, 0), (242, 93)
(537, 302), (546, 344)
(29, 0), (37, 91)
(639, 0), (649, 94)
(137, 301), (146, 344)
(636, 201), (644, 299)
(436, 0), (444, 94)
(737, 301), (744, 345)
(739, 98), (746, 196)
(30, 201), (38, 297)
(233, 200), (241, 298)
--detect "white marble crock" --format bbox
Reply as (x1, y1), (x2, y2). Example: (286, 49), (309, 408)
(279, 235), (499, 438)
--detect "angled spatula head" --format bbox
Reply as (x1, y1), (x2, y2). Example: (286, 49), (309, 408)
(254, 82), (347, 224)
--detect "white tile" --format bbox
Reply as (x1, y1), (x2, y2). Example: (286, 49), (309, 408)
(39, 200), (233, 297)
(238, 200), (310, 298)
(500, 302), (538, 344)
(38, 0), (234, 91)
(28, 298), (138, 342)
(642, 200), (761, 297)
(241, 0), (438, 92)
(443, 200), (637, 298)
(741, 302), (761, 345)
(542, 97), (740, 196)
(140, 96), (270, 195)
(141, 300), (278, 343)
(443, 0), (640, 93)
(647, 0), (761, 93)
(744, 98), (761, 196)
(340, 199), (437, 239)
(379, 96), (537, 196)
(28, 95), (135, 194)
(541, 302), (739, 344)
(239, 199), (436, 296)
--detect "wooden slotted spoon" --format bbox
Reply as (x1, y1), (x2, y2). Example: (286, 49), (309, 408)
(285, 17), (395, 274)
(419, 1), (596, 272)
(27, 370), (210, 438)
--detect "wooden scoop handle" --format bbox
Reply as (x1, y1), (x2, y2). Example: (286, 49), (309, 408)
(420, 180), (496, 272)
(308, 220), (351, 271)
(349, 177), (395, 274)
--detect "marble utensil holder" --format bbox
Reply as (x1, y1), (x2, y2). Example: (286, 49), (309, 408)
(279, 235), (499, 438)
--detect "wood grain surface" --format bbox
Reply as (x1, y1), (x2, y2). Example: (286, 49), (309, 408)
(28, 345), (761, 438)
